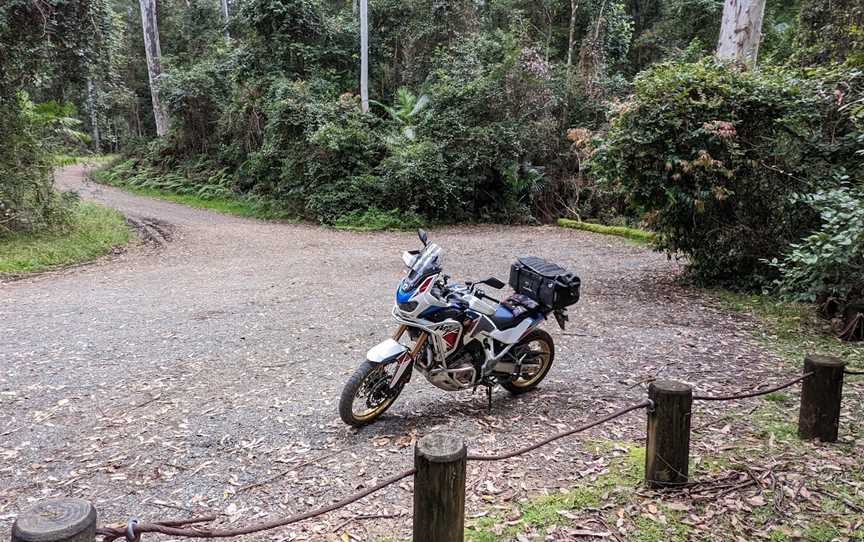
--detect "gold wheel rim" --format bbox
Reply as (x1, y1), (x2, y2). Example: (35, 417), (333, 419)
(511, 339), (551, 388)
(352, 366), (398, 421)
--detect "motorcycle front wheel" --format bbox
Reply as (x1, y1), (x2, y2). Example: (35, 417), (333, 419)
(339, 360), (409, 427)
(500, 329), (555, 395)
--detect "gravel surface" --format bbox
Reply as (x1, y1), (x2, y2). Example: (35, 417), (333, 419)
(0, 165), (790, 541)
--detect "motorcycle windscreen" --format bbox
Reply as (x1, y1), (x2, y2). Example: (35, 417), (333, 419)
(403, 243), (444, 291)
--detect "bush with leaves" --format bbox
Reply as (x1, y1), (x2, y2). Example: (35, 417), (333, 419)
(0, 94), (80, 236)
(592, 59), (862, 288)
(160, 57), (231, 155)
(771, 187), (864, 302)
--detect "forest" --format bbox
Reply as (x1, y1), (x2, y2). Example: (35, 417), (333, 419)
(1, 0), (863, 315)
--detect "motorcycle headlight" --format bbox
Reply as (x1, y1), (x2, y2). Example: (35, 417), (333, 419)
(399, 301), (418, 312)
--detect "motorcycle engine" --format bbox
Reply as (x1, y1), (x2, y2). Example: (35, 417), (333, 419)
(446, 342), (485, 387)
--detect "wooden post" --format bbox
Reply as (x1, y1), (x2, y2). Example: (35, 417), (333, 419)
(12, 499), (96, 542)
(413, 433), (466, 542)
(645, 380), (692, 488)
(798, 354), (846, 442)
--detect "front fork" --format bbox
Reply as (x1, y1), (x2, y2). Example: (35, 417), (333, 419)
(388, 325), (428, 388)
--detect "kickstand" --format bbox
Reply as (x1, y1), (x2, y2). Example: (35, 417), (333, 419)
(486, 385), (492, 412)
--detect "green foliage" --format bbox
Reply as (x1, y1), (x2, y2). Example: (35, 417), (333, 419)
(0, 201), (130, 274)
(160, 57), (231, 155)
(0, 94), (79, 236)
(334, 208), (423, 231)
(371, 88), (429, 141)
(770, 187), (864, 302)
(92, 160), (293, 220)
(0, 0), (113, 237)
(592, 59), (863, 288)
(795, 0), (864, 65)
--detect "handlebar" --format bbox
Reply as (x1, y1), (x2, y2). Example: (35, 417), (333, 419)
(474, 288), (501, 305)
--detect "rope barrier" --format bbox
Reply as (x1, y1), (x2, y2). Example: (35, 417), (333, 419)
(93, 368), (844, 540)
(692, 372), (813, 401)
(844, 369), (864, 376)
(96, 468), (416, 541)
(95, 401), (650, 540)
(466, 400), (651, 461)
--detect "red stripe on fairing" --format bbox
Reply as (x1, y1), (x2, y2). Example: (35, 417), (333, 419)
(418, 276), (435, 293)
(443, 330), (460, 348)
(465, 317), (480, 337)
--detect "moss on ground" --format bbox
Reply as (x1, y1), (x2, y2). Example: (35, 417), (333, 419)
(465, 443), (694, 542)
(0, 201), (131, 274)
(334, 208), (424, 231)
(712, 290), (864, 372)
(557, 218), (655, 243)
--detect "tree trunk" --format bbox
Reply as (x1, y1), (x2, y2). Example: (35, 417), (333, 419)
(220, 0), (230, 39)
(716, 0), (766, 65)
(566, 0), (578, 70)
(86, 77), (101, 152)
(139, 0), (169, 136)
(561, 0), (579, 127)
(360, 0), (369, 113)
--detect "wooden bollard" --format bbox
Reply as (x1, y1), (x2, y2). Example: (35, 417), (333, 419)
(798, 354), (846, 442)
(12, 499), (96, 542)
(413, 433), (466, 542)
(645, 380), (692, 489)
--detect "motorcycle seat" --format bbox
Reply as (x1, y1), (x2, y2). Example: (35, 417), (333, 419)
(489, 304), (534, 330)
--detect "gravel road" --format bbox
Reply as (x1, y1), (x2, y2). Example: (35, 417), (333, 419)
(0, 165), (786, 541)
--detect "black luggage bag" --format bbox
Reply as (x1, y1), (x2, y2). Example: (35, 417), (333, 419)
(508, 256), (581, 310)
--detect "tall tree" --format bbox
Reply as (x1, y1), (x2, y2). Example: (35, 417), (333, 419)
(716, 0), (767, 64)
(360, 0), (369, 113)
(221, 0), (230, 39)
(86, 77), (101, 151)
(139, 0), (169, 136)
(566, 0), (579, 71)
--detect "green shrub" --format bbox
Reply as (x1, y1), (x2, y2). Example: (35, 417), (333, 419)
(0, 94), (77, 236)
(592, 59), (862, 288)
(160, 57), (231, 155)
(771, 187), (864, 302)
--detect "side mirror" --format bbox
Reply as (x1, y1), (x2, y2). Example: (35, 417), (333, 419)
(417, 228), (428, 246)
(481, 277), (506, 289)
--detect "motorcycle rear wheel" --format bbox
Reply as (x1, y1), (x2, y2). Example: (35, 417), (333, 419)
(339, 360), (408, 427)
(500, 329), (555, 395)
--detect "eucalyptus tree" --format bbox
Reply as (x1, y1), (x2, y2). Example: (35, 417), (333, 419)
(360, 0), (369, 113)
(139, 0), (169, 136)
(716, 0), (767, 64)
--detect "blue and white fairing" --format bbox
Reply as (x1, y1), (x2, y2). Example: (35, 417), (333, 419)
(393, 243), (449, 320)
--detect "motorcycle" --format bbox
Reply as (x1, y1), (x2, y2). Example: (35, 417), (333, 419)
(338, 229), (581, 426)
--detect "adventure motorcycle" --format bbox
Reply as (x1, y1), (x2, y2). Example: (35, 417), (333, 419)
(338, 229), (581, 426)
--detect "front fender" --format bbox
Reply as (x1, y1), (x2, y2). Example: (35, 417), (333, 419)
(366, 338), (409, 364)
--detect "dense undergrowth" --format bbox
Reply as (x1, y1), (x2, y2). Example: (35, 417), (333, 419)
(4, 0), (864, 311)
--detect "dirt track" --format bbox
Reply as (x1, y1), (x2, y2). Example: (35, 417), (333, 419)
(0, 165), (787, 540)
